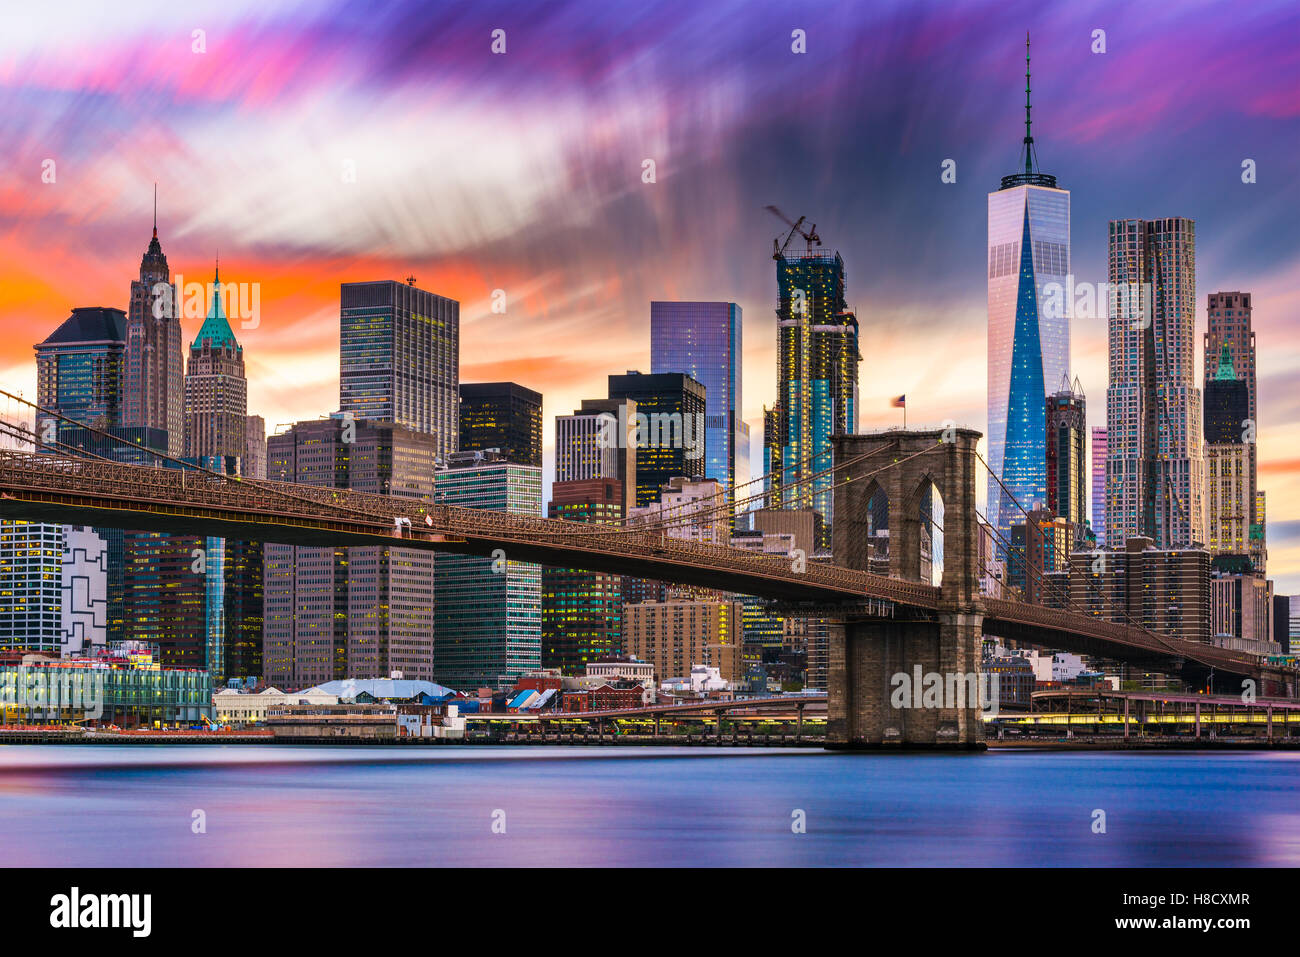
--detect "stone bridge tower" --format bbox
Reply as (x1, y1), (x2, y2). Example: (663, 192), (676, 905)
(827, 428), (986, 748)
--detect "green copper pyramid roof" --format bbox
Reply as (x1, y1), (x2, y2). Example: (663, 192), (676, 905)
(1213, 340), (1236, 381)
(191, 265), (241, 352)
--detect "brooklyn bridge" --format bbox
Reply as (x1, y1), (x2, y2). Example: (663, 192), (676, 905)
(0, 390), (1292, 748)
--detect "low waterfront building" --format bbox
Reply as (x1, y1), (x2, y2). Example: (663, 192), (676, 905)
(397, 702), (467, 739)
(266, 703), (397, 739)
(982, 655), (1035, 709)
(298, 677), (458, 701)
(561, 682), (645, 712)
(661, 664), (730, 698)
(211, 686), (339, 725)
(0, 641), (211, 727)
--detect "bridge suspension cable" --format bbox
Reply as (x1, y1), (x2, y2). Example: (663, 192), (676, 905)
(973, 449), (1211, 667)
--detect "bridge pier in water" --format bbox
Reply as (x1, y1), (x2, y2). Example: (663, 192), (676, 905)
(827, 428), (987, 750)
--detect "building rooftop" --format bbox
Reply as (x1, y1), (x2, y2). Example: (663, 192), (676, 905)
(39, 307), (127, 346)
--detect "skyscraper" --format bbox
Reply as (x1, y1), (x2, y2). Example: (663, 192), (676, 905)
(763, 246), (860, 549)
(987, 36), (1070, 542)
(542, 478), (625, 675)
(263, 417), (440, 688)
(607, 371), (707, 507)
(434, 456), (543, 689)
(1106, 217), (1204, 548)
(244, 414), (267, 480)
(555, 398), (637, 507)
(1205, 291), (1260, 557)
(1204, 342), (1253, 559)
(185, 266), (248, 464)
(1045, 379), (1086, 542)
(35, 307), (127, 431)
(650, 301), (748, 506)
(23, 307), (125, 657)
(124, 197), (183, 456)
(458, 381), (543, 467)
(183, 268), (254, 682)
(339, 279), (459, 458)
(1090, 427), (1107, 545)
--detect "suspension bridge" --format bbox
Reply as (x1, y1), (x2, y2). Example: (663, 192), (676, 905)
(0, 390), (1291, 747)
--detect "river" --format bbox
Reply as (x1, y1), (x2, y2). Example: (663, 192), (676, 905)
(1, 745), (1296, 866)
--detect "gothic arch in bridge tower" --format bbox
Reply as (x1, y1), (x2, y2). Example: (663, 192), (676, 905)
(828, 428), (986, 749)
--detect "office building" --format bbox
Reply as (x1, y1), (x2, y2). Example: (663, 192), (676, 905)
(1210, 555), (1274, 651)
(1206, 292), (1259, 538)
(1204, 343), (1252, 561)
(542, 478), (624, 675)
(185, 265), (248, 462)
(627, 476), (729, 544)
(1069, 537), (1210, 644)
(1106, 217), (1204, 548)
(763, 246), (860, 549)
(27, 309), (123, 658)
(607, 371), (707, 507)
(1009, 508), (1072, 605)
(1090, 427), (1107, 545)
(1252, 490), (1268, 575)
(459, 381), (543, 468)
(624, 599), (744, 687)
(1046, 379), (1086, 542)
(650, 301), (748, 506)
(339, 279), (459, 458)
(434, 458), (542, 689)
(0, 523), (107, 657)
(555, 398), (638, 509)
(987, 39), (1070, 543)
(124, 205), (184, 456)
(1274, 595), (1298, 654)
(264, 417), (440, 688)
(245, 414), (267, 480)
(35, 307), (127, 431)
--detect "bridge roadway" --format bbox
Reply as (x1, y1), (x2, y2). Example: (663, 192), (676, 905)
(0, 449), (1287, 685)
(482, 693), (829, 723)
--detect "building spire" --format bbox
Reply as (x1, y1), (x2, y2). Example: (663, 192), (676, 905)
(1023, 31), (1035, 176)
(152, 183), (157, 238)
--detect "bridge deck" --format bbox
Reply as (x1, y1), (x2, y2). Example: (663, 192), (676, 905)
(0, 450), (1287, 682)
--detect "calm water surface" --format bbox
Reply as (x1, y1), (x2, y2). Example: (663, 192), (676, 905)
(1, 745), (1297, 866)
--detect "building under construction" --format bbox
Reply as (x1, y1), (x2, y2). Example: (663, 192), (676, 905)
(761, 209), (860, 549)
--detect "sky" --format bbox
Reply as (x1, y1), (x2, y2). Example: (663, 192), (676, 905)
(1, 0), (1298, 586)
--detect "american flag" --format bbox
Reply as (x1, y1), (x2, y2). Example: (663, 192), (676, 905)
(891, 395), (906, 408)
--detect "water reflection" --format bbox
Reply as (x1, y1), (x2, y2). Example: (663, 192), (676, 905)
(0, 746), (1295, 866)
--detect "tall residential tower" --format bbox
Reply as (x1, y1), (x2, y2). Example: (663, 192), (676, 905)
(1105, 217), (1204, 548)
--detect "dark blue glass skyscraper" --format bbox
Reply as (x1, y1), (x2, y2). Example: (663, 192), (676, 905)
(650, 301), (747, 507)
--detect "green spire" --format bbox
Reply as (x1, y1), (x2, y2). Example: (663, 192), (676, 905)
(191, 260), (241, 351)
(1213, 340), (1236, 381)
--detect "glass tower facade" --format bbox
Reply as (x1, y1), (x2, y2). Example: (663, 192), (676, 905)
(433, 462), (542, 690)
(339, 280), (459, 460)
(607, 372), (707, 507)
(458, 381), (543, 468)
(987, 182), (1070, 543)
(650, 301), (748, 507)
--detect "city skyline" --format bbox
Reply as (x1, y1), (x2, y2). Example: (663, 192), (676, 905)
(0, 0), (1297, 587)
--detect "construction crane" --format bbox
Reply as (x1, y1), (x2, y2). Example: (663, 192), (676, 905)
(765, 205), (822, 259)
